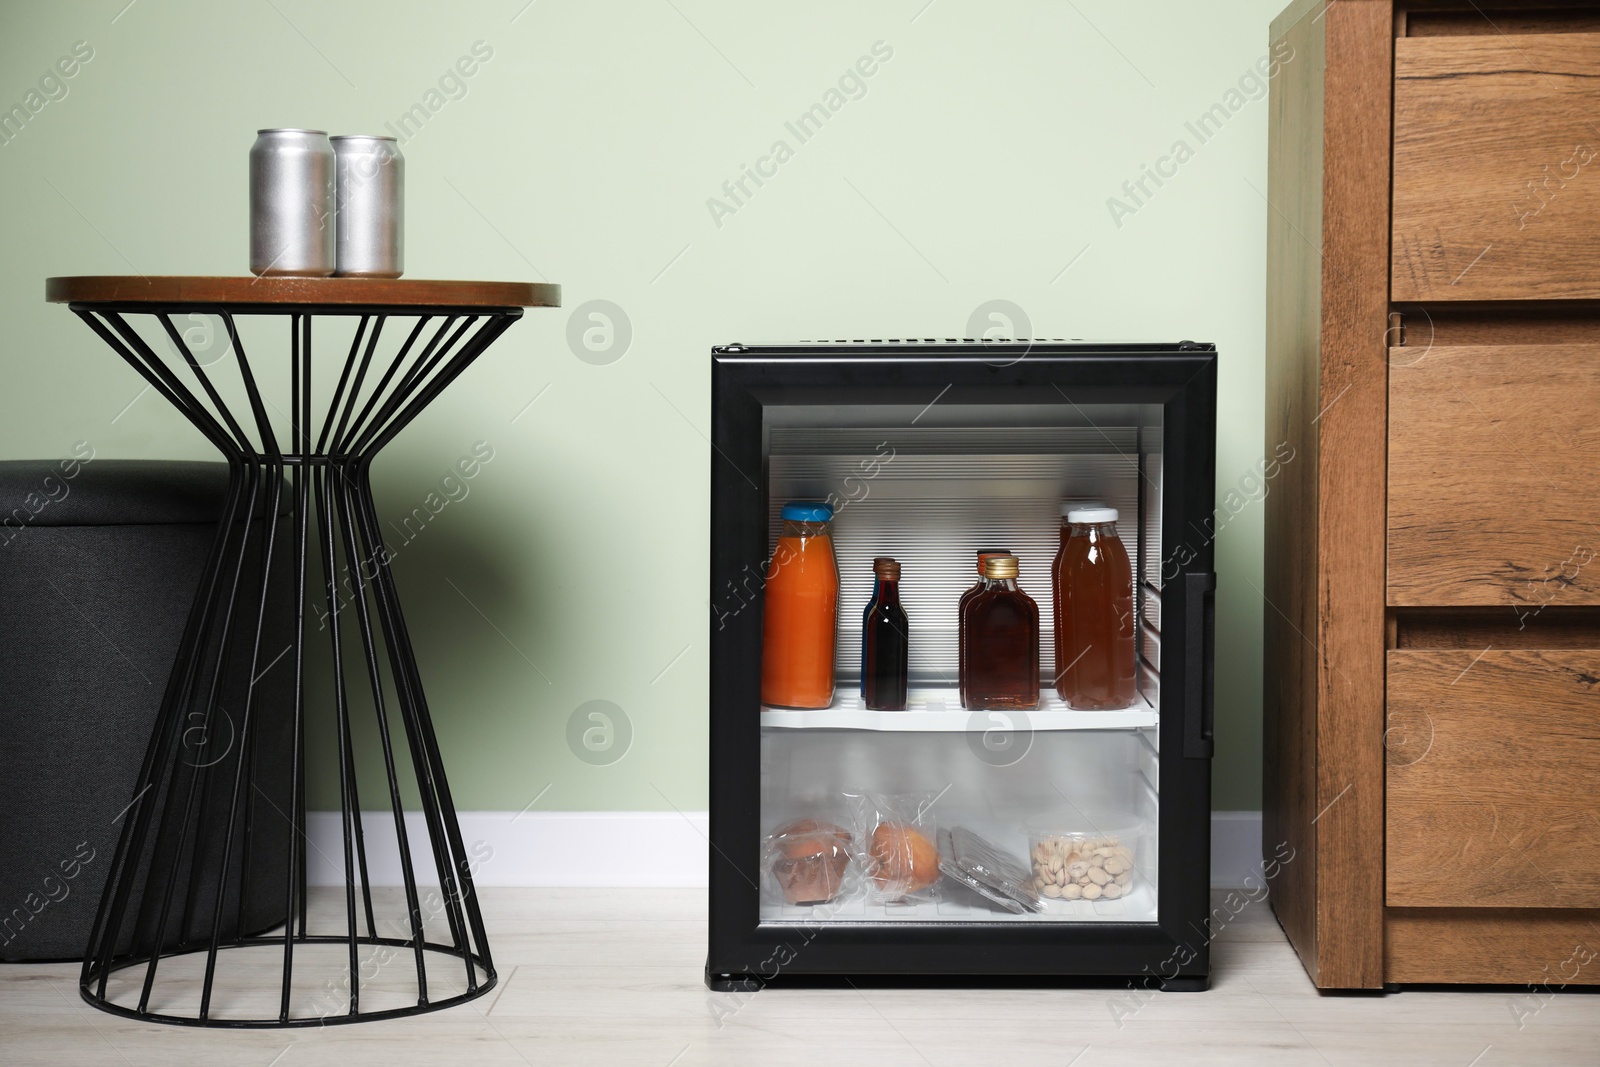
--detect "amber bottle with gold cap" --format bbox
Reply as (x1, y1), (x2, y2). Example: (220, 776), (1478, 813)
(957, 547), (1010, 708)
(862, 557), (909, 710)
(960, 554), (1040, 711)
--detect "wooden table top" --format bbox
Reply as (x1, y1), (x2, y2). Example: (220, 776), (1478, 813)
(46, 276), (561, 308)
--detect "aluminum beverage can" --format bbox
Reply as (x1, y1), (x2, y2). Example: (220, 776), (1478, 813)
(249, 128), (336, 277)
(331, 135), (404, 278)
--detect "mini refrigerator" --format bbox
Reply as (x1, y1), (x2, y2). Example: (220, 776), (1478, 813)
(707, 340), (1217, 990)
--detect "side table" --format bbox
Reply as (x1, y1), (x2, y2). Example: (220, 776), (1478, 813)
(45, 276), (559, 1026)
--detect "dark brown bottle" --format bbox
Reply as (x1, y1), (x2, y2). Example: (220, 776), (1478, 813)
(862, 558), (909, 710)
(961, 555), (1040, 711)
(957, 548), (1010, 707)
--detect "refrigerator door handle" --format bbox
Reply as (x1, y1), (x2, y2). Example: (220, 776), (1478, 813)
(1183, 571), (1217, 759)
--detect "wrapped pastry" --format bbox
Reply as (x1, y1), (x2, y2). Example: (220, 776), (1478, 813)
(868, 820), (941, 897)
(766, 818), (852, 905)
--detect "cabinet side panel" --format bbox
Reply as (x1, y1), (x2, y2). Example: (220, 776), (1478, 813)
(1314, 0), (1392, 989)
(1263, 1), (1326, 982)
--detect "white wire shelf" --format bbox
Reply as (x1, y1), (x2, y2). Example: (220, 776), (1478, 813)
(760, 686), (1157, 732)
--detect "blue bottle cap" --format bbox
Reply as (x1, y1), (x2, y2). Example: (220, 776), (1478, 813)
(780, 501), (833, 522)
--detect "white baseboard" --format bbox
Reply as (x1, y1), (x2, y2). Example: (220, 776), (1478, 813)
(308, 810), (1264, 889)
(304, 811), (711, 888)
(1209, 810), (1265, 889)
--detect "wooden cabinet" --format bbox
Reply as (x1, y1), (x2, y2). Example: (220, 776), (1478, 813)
(1267, 0), (1600, 988)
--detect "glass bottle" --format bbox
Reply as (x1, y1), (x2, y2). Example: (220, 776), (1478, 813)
(1050, 502), (1099, 699)
(761, 502), (839, 709)
(957, 547), (1010, 707)
(863, 557), (909, 710)
(858, 559), (886, 696)
(961, 555), (1040, 711)
(1056, 507), (1136, 709)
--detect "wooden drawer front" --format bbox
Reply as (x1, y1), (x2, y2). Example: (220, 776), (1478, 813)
(1387, 649), (1600, 908)
(1387, 908), (1600, 985)
(1393, 33), (1600, 301)
(1388, 344), (1600, 608)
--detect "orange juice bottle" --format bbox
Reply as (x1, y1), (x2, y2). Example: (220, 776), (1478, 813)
(761, 502), (839, 708)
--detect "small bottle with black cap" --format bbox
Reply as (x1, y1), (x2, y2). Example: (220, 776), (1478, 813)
(862, 557), (909, 711)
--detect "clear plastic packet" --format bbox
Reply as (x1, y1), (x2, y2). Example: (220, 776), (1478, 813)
(844, 791), (942, 904)
(762, 818), (854, 906)
(1026, 811), (1142, 903)
(939, 826), (1042, 914)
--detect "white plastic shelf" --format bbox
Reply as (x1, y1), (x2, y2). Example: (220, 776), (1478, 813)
(760, 686), (1157, 732)
(757, 878), (1157, 925)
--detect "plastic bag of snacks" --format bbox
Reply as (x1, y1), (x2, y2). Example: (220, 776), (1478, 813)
(762, 818), (854, 906)
(845, 791), (943, 904)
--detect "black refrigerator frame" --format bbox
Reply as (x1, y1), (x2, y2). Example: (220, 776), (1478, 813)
(707, 341), (1217, 990)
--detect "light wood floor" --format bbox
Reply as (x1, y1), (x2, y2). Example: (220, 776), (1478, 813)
(3, 889), (1598, 1066)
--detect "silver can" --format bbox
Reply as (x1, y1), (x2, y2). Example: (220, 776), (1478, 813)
(331, 135), (404, 278)
(249, 128), (336, 277)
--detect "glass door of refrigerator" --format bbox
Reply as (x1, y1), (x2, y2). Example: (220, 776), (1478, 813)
(757, 403), (1164, 924)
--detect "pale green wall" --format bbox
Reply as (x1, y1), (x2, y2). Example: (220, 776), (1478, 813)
(1, 0), (1280, 811)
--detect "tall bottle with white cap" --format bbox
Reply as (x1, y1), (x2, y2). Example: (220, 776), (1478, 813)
(1052, 505), (1136, 709)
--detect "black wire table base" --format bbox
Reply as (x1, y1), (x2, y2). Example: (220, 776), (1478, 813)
(83, 938), (495, 1029)
(66, 301), (523, 1026)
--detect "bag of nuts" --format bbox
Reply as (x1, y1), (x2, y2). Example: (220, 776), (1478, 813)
(1026, 823), (1139, 904)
